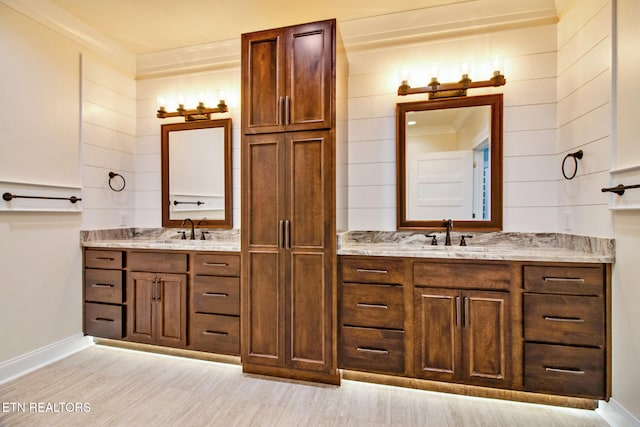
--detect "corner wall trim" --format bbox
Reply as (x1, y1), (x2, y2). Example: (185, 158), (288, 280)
(597, 398), (640, 427)
(0, 334), (92, 385)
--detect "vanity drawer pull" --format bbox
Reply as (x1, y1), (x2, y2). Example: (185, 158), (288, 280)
(357, 303), (387, 309)
(92, 317), (115, 323)
(356, 268), (387, 274)
(203, 262), (228, 267)
(544, 316), (584, 323)
(203, 330), (229, 336)
(545, 367), (585, 375)
(544, 277), (585, 283)
(357, 347), (389, 355)
(91, 283), (115, 288)
(94, 257), (115, 261)
(203, 292), (228, 298)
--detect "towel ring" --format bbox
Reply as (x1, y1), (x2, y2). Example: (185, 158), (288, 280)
(561, 150), (583, 180)
(108, 172), (126, 192)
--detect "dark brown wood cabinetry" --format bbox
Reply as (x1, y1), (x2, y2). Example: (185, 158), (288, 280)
(241, 18), (345, 384)
(127, 253), (188, 348)
(523, 265), (608, 399)
(83, 249), (125, 339)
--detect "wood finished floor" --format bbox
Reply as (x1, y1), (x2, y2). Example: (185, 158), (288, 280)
(0, 345), (609, 427)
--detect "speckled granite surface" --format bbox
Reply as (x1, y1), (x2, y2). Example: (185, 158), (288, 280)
(337, 231), (615, 263)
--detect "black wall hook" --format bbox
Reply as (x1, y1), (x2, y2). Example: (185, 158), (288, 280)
(562, 150), (583, 180)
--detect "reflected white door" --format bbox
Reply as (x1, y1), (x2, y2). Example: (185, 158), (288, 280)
(407, 150), (474, 220)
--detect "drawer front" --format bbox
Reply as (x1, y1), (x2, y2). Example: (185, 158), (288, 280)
(84, 269), (124, 304)
(340, 326), (405, 374)
(190, 313), (240, 355)
(524, 294), (604, 347)
(524, 343), (605, 399)
(84, 303), (124, 339)
(342, 283), (403, 330)
(341, 257), (404, 284)
(414, 262), (511, 290)
(193, 254), (240, 276)
(524, 265), (603, 296)
(128, 252), (187, 273)
(192, 276), (240, 316)
(85, 249), (123, 269)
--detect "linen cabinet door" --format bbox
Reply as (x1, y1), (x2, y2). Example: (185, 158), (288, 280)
(127, 272), (156, 344)
(287, 130), (333, 372)
(242, 133), (287, 367)
(284, 20), (333, 132)
(155, 273), (187, 348)
(414, 287), (461, 383)
(462, 290), (511, 389)
(241, 28), (286, 134)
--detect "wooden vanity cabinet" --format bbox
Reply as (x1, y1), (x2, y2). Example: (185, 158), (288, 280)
(127, 252), (188, 348)
(523, 264), (608, 399)
(413, 261), (512, 389)
(83, 249), (125, 339)
(189, 253), (241, 355)
(241, 20), (333, 134)
(339, 257), (406, 375)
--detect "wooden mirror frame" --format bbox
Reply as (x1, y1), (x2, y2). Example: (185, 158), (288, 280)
(161, 118), (232, 228)
(396, 94), (503, 231)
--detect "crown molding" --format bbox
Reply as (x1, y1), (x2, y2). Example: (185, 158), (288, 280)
(1, 0), (135, 75)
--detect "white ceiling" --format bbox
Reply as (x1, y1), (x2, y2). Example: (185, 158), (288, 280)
(47, 0), (559, 55)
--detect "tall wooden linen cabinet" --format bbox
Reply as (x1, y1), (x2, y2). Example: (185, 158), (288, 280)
(241, 19), (347, 384)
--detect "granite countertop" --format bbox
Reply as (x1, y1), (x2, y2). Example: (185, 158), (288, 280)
(81, 228), (241, 252)
(337, 231), (615, 263)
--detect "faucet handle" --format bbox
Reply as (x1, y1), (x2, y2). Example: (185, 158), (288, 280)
(200, 231), (209, 240)
(425, 234), (438, 246)
(460, 235), (473, 246)
(177, 231), (186, 240)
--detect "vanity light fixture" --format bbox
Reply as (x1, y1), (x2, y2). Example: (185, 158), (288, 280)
(157, 99), (228, 121)
(398, 69), (506, 100)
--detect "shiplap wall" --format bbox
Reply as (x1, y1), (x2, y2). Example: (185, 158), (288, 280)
(557, 0), (613, 238)
(346, 24), (559, 231)
(81, 56), (136, 229)
(136, 71), (241, 228)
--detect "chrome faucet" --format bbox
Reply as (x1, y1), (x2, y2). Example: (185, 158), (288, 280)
(443, 219), (453, 246)
(181, 218), (195, 240)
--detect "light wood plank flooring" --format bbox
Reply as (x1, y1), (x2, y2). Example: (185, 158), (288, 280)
(0, 345), (609, 426)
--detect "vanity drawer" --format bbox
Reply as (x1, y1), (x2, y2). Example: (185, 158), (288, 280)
(84, 269), (124, 304)
(524, 294), (604, 347)
(84, 303), (124, 339)
(341, 257), (404, 284)
(128, 252), (187, 273)
(414, 262), (511, 290)
(524, 343), (605, 399)
(340, 326), (405, 374)
(85, 249), (123, 269)
(192, 276), (240, 316)
(193, 254), (240, 276)
(190, 313), (240, 355)
(524, 265), (603, 296)
(342, 283), (403, 330)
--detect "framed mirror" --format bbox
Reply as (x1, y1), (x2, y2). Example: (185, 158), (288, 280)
(161, 118), (232, 228)
(396, 94), (503, 231)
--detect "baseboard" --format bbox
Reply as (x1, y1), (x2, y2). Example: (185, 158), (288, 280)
(0, 333), (92, 385)
(597, 399), (640, 427)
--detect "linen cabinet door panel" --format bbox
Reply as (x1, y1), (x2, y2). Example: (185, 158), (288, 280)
(243, 251), (285, 366)
(414, 288), (461, 382)
(285, 21), (333, 132)
(290, 252), (329, 371)
(127, 272), (156, 344)
(242, 28), (286, 134)
(463, 290), (511, 388)
(155, 273), (187, 348)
